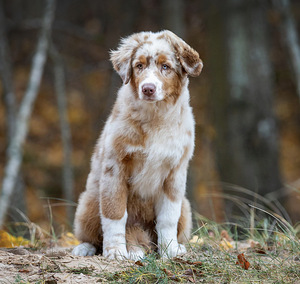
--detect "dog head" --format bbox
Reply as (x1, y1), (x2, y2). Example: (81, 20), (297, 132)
(110, 30), (203, 103)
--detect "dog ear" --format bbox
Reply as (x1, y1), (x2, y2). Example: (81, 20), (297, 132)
(110, 33), (144, 84)
(163, 30), (203, 77)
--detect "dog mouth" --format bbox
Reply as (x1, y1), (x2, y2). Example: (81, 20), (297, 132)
(141, 95), (160, 102)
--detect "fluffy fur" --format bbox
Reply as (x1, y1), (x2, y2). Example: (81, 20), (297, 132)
(72, 30), (203, 260)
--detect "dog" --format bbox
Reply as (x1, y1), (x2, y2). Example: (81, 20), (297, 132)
(72, 30), (203, 260)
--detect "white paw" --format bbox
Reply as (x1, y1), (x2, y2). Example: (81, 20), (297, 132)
(128, 248), (145, 261)
(103, 246), (129, 260)
(72, 242), (97, 256)
(159, 242), (187, 259)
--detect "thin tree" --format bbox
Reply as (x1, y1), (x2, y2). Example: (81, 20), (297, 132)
(0, 0), (56, 228)
(0, 0), (27, 221)
(209, 0), (282, 219)
(50, 44), (75, 224)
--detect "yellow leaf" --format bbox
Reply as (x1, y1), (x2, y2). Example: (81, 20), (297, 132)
(0, 230), (30, 248)
(189, 235), (204, 245)
(58, 232), (80, 247)
(219, 239), (233, 250)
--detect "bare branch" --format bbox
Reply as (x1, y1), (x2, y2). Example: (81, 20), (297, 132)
(50, 43), (75, 224)
(0, 0), (56, 228)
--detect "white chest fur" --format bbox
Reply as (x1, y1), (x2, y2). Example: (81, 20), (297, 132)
(127, 108), (194, 199)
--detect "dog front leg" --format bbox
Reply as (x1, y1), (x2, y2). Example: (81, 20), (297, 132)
(100, 163), (129, 260)
(155, 194), (186, 259)
(156, 165), (189, 259)
(101, 210), (128, 260)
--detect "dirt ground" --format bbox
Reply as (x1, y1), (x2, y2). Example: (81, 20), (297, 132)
(0, 239), (299, 283)
(0, 247), (130, 283)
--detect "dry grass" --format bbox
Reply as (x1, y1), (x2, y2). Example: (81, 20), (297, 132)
(2, 190), (300, 283)
(102, 214), (300, 284)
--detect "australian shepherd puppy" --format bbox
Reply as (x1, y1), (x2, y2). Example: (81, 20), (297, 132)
(72, 30), (203, 260)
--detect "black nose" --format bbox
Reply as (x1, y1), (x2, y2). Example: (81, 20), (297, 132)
(142, 83), (156, 97)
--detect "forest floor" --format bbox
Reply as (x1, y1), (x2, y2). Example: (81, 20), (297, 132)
(0, 231), (299, 284)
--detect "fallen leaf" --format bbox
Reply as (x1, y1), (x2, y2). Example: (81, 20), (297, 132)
(190, 261), (203, 267)
(58, 232), (80, 247)
(255, 249), (266, 254)
(189, 235), (204, 245)
(135, 260), (144, 266)
(249, 240), (266, 254)
(236, 253), (250, 270)
(0, 230), (30, 248)
(162, 268), (180, 281)
(219, 239), (233, 250)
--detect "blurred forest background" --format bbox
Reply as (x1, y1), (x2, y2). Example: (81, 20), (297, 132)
(0, 0), (300, 233)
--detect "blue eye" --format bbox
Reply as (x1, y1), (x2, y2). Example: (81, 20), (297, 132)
(162, 64), (169, 70)
(137, 63), (143, 69)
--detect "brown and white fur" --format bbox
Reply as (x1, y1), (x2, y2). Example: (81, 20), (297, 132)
(72, 30), (203, 260)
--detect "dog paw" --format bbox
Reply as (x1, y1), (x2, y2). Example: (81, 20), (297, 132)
(72, 242), (97, 256)
(160, 242), (187, 259)
(103, 246), (129, 260)
(128, 248), (145, 261)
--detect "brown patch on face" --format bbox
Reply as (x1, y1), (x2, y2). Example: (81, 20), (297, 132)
(137, 55), (148, 66)
(157, 54), (168, 65)
(158, 70), (183, 105)
(187, 130), (192, 137)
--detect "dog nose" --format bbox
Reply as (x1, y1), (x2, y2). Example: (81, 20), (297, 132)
(142, 83), (156, 97)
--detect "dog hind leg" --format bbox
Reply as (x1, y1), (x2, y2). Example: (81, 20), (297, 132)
(72, 189), (102, 256)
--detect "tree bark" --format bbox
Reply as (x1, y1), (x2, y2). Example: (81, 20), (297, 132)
(50, 44), (75, 225)
(0, 0), (27, 221)
(0, 0), (56, 228)
(209, 0), (283, 218)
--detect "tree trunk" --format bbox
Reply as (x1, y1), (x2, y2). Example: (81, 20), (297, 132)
(0, 0), (27, 221)
(0, 0), (56, 228)
(50, 44), (75, 225)
(209, 0), (283, 218)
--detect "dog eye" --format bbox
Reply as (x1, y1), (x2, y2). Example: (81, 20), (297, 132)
(136, 63), (143, 70)
(162, 64), (170, 70)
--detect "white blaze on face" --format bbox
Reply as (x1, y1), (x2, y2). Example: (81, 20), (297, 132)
(134, 38), (175, 102)
(139, 70), (164, 101)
